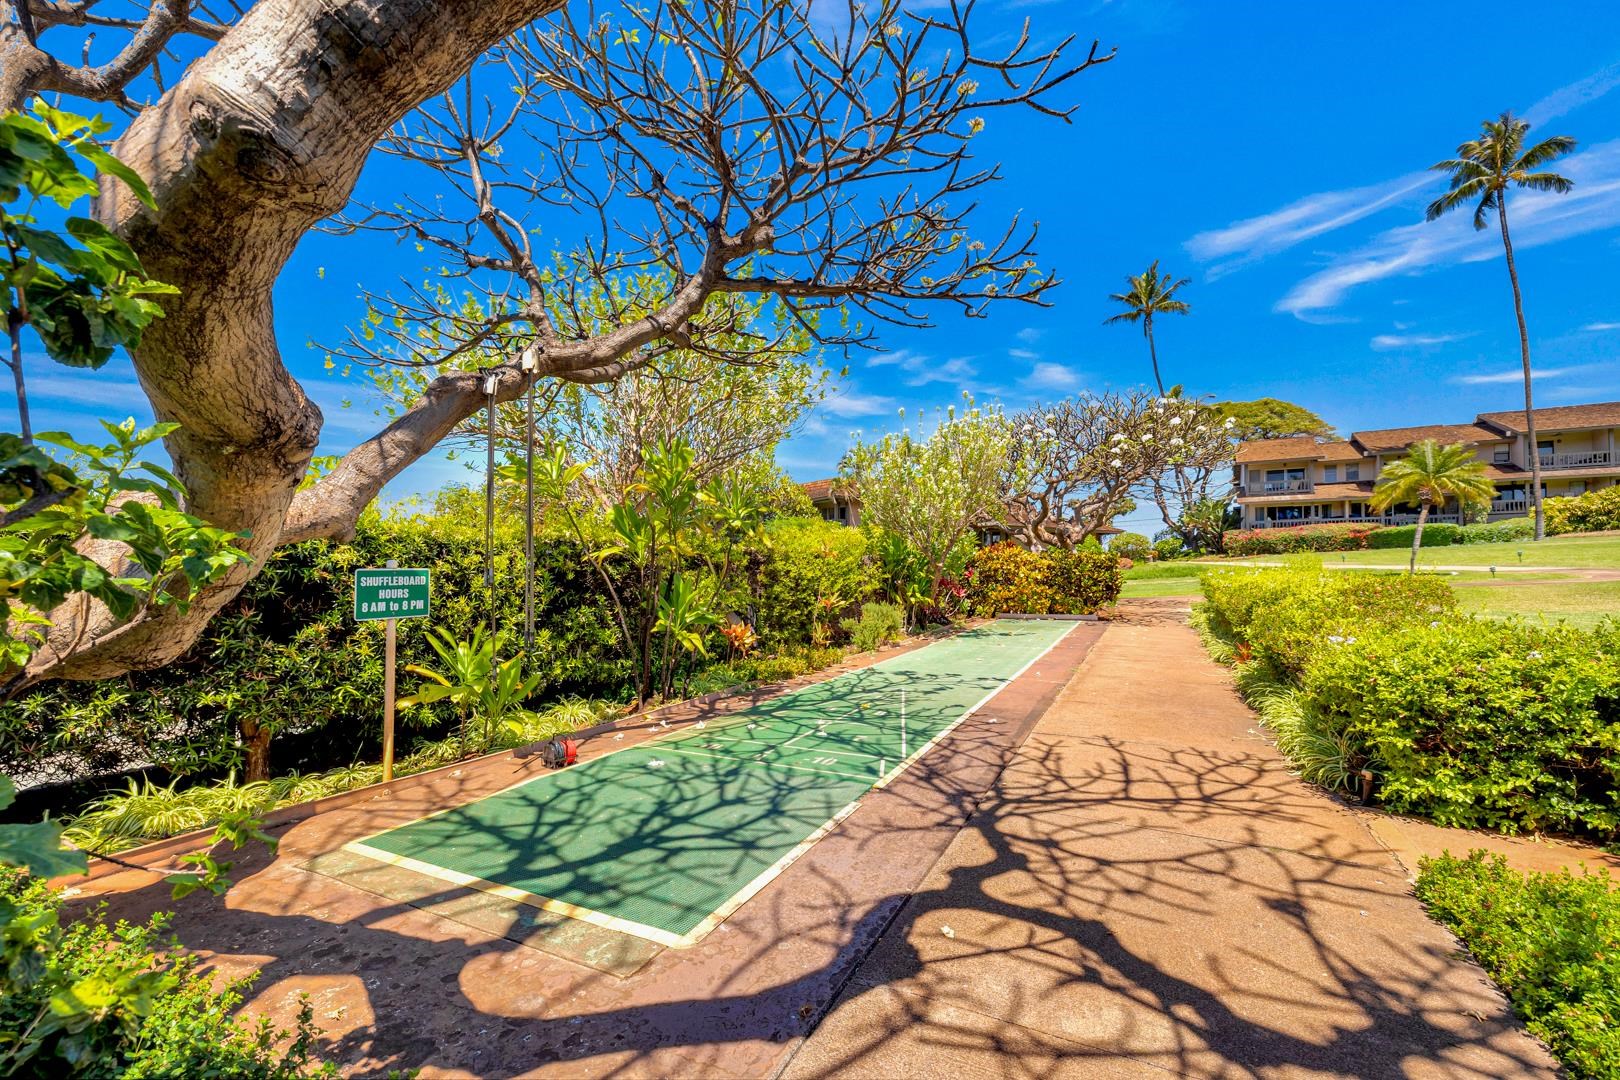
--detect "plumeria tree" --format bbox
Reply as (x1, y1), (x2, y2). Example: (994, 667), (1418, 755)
(1001, 390), (1233, 550)
(843, 401), (1009, 612)
(0, 0), (1115, 686)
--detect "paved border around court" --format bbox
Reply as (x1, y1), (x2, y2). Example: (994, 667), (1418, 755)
(338, 618), (1080, 948)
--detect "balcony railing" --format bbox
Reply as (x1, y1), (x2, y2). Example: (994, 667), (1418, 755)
(1244, 479), (1314, 496)
(1490, 498), (1528, 515)
(1538, 450), (1613, 471)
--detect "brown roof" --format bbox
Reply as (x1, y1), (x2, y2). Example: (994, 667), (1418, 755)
(1234, 437), (1337, 464)
(1237, 481), (1375, 504)
(1350, 422), (1504, 454)
(1482, 463), (1528, 479)
(1318, 442), (1371, 463)
(1476, 401), (1620, 434)
(801, 478), (853, 502)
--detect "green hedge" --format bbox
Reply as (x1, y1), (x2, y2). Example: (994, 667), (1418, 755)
(1223, 523), (1381, 556)
(1366, 522), (1460, 548)
(1457, 518), (1535, 544)
(1304, 619), (1620, 836)
(1196, 567), (1620, 841)
(963, 543), (1121, 616)
(755, 517), (877, 646)
(1416, 852), (1620, 1079)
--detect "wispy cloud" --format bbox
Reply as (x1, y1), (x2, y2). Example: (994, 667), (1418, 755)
(1015, 327), (1042, 344)
(1581, 321), (1620, 332)
(867, 349), (978, 387)
(1186, 173), (1429, 277)
(819, 385), (896, 419)
(1451, 366), (1577, 385)
(1525, 61), (1620, 125)
(1277, 139), (1620, 318)
(1369, 331), (1470, 351)
(1008, 347), (1039, 360)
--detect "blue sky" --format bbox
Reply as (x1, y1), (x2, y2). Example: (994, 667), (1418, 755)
(10, 0), (1620, 536)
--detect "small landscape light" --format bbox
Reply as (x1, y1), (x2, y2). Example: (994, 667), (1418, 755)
(1489, 566), (1496, 578)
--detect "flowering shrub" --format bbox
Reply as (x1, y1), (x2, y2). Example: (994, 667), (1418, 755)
(1545, 486), (1620, 535)
(963, 543), (1121, 616)
(1304, 618), (1620, 837)
(1223, 522), (1381, 556)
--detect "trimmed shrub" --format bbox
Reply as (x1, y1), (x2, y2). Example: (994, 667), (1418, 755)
(1366, 522), (1461, 549)
(963, 543), (1055, 615)
(756, 517), (877, 646)
(1198, 568), (1456, 680)
(1546, 486), (1620, 536)
(1044, 547), (1124, 614)
(1223, 522), (1380, 556)
(1301, 618), (1620, 837)
(1109, 532), (1152, 561)
(1457, 517), (1536, 544)
(1416, 852), (1620, 1078)
(963, 543), (1122, 616)
(840, 602), (906, 652)
(1152, 536), (1185, 561)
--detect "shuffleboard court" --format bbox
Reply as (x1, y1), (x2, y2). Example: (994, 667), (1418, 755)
(346, 618), (1075, 947)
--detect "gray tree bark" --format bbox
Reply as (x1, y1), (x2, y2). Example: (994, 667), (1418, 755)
(24, 0), (567, 684)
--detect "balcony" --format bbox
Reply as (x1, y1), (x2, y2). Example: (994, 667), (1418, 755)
(1247, 513), (1461, 530)
(1538, 450), (1613, 471)
(1244, 479), (1314, 496)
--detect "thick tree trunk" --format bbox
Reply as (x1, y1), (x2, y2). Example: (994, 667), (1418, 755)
(240, 717), (273, 783)
(21, 0), (567, 687)
(1498, 201), (1544, 541)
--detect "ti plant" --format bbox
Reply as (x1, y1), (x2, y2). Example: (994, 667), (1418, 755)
(399, 626), (544, 757)
(654, 572), (720, 699)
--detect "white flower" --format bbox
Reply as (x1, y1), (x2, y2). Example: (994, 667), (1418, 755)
(1170, 416), (1183, 426)
(648, 759), (666, 769)
(1110, 458), (1123, 468)
(940, 925), (956, 939)
(1224, 417), (1236, 428)
(695, 720), (706, 729)
(1142, 434), (1155, 443)
(1346, 637), (1357, 645)
(1328, 635), (1345, 644)
(1112, 433), (1127, 443)
(1171, 437), (1184, 447)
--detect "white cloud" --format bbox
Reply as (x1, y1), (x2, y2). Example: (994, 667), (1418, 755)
(19, 371), (147, 410)
(1452, 366), (1576, 385)
(1369, 332), (1470, 351)
(1277, 139), (1620, 318)
(1525, 61), (1620, 125)
(1186, 173), (1430, 275)
(1015, 327), (1042, 344)
(1581, 321), (1620, 332)
(819, 386), (895, 419)
(1008, 347), (1039, 360)
(865, 349), (978, 387)
(1023, 361), (1079, 391)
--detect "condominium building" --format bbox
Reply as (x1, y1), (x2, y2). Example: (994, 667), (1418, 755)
(1234, 401), (1620, 530)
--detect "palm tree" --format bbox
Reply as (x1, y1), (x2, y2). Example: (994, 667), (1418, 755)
(1370, 441), (1495, 574)
(1426, 112), (1575, 541)
(1105, 260), (1190, 395)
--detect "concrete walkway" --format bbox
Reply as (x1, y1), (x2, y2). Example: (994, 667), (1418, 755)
(781, 618), (1558, 1079)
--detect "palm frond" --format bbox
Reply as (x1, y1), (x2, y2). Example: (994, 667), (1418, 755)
(1514, 133), (1576, 171)
(1514, 171), (1574, 194)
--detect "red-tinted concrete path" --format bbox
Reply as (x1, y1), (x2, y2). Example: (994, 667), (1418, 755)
(780, 613), (1558, 1079)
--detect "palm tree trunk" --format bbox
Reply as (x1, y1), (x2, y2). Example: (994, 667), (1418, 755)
(1145, 316), (1165, 395)
(1409, 502), (1429, 575)
(1498, 201), (1544, 541)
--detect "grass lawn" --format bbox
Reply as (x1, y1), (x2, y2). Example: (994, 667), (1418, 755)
(1224, 533), (1620, 571)
(1119, 560), (1207, 598)
(1454, 579), (1620, 630)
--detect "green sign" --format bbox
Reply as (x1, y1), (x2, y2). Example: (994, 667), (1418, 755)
(354, 568), (431, 621)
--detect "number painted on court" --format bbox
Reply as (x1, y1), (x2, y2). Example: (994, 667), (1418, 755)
(354, 568), (431, 621)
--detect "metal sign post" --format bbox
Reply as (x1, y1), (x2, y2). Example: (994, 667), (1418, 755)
(354, 563), (431, 781)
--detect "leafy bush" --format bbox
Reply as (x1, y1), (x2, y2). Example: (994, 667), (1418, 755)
(1546, 486), (1620, 536)
(0, 870), (332, 1077)
(1109, 532), (1152, 561)
(1366, 522), (1461, 548)
(840, 602), (905, 652)
(1044, 547), (1123, 614)
(1223, 522), (1380, 556)
(961, 543), (1053, 615)
(963, 544), (1122, 616)
(1302, 618), (1620, 837)
(755, 517), (876, 646)
(1152, 536), (1185, 560)
(1198, 568), (1456, 680)
(1416, 852), (1620, 1079)
(1456, 517), (1536, 544)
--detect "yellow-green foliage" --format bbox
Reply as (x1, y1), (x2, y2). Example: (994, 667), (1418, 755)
(963, 543), (1122, 616)
(756, 517), (877, 644)
(1546, 486), (1620, 536)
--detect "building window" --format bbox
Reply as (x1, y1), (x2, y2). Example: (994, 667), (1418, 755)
(837, 504), (848, 522)
(1323, 465), (1337, 482)
(1493, 448), (1510, 464)
(1345, 465), (1360, 481)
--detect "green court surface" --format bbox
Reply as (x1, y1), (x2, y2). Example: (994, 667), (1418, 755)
(347, 618), (1075, 947)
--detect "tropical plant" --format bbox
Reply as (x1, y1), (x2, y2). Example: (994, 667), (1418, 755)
(1104, 259), (1190, 394)
(398, 626), (542, 756)
(654, 572), (721, 699)
(1427, 112), (1575, 541)
(1369, 440), (1495, 572)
